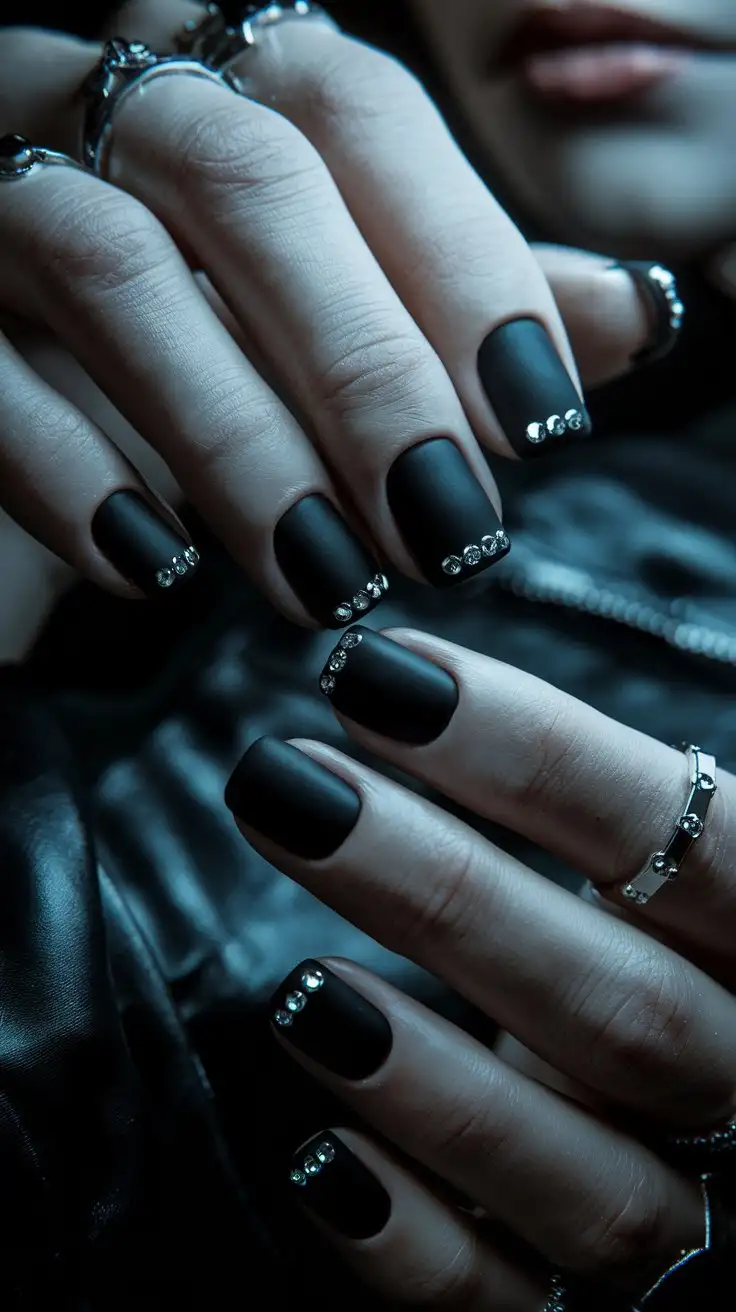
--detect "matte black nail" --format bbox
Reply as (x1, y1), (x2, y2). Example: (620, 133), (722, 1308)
(274, 494), (388, 628)
(289, 1132), (391, 1240)
(386, 438), (510, 587)
(477, 318), (591, 459)
(616, 261), (684, 367)
(92, 490), (200, 598)
(320, 628), (458, 746)
(271, 959), (393, 1080)
(225, 736), (360, 860)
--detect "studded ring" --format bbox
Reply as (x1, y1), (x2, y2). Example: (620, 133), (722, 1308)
(609, 743), (716, 908)
(0, 133), (89, 182)
(617, 261), (684, 368)
(177, 2), (336, 74)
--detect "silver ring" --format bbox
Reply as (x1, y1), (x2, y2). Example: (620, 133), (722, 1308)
(662, 1115), (736, 1174)
(611, 744), (716, 907)
(0, 133), (88, 182)
(177, 3), (336, 73)
(617, 261), (685, 367)
(81, 39), (235, 176)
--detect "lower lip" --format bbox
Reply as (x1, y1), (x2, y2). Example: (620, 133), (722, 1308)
(520, 42), (689, 103)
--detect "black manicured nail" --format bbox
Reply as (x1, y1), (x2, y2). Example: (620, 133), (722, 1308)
(477, 318), (591, 459)
(386, 438), (510, 587)
(274, 494), (388, 629)
(92, 490), (200, 598)
(320, 628), (458, 746)
(271, 959), (393, 1080)
(289, 1132), (392, 1240)
(616, 261), (684, 367)
(225, 736), (360, 860)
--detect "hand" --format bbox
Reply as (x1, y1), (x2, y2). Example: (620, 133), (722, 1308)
(0, 9), (667, 622)
(226, 628), (736, 1308)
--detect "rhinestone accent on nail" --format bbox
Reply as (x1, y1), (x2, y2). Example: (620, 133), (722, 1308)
(316, 1142), (336, 1164)
(320, 674), (336, 695)
(289, 1138), (338, 1191)
(333, 573), (388, 626)
(320, 630), (366, 698)
(340, 632), (363, 650)
(463, 544), (482, 567)
(273, 968), (324, 1033)
(286, 990), (306, 1012)
(649, 264), (685, 330)
(302, 968), (324, 991)
(442, 555), (463, 576)
(525, 409), (588, 447)
(442, 529), (509, 578)
(304, 1155), (321, 1175)
(155, 545), (201, 590)
(328, 649), (347, 672)
(290, 1169), (308, 1186)
(273, 1009), (293, 1027)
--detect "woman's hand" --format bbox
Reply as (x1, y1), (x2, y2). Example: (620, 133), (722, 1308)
(0, 8), (666, 622)
(225, 628), (736, 1308)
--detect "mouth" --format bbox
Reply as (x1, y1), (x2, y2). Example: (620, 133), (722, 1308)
(496, 3), (730, 104)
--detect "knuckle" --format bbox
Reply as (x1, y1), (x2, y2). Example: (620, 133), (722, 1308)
(513, 697), (585, 813)
(403, 1234), (484, 1309)
(392, 830), (482, 953)
(316, 317), (434, 418)
(579, 1186), (669, 1277)
(32, 188), (171, 302)
(292, 37), (428, 132)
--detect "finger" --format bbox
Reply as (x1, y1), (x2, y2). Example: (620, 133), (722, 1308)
(317, 626), (736, 969)
(0, 120), (386, 631)
(274, 960), (702, 1288)
(225, 737), (736, 1126)
(0, 333), (196, 598)
(286, 1127), (546, 1310)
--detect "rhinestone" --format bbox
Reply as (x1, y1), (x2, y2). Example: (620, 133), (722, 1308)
(546, 414), (567, 437)
(526, 421), (546, 444)
(697, 774), (715, 792)
(352, 591), (370, 612)
(679, 813), (704, 838)
(374, 574), (389, 593)
(320, 674), (336, 696)
(442, 555), (462, 576)
(334, 605), (353, 624)
(173, 556), (188, 575)
(316, 1142), (336, 1165)
(650, 265), (675, 289)
(156, 567), (175, 589)
(285, 990), (306, 1013)
(669, 300), (685, 324)
(184, 546), (199, 567)
(463, 545), (482, 568)
(564, 408), (584, 431)
(303, 1155), (321, 1176)
(301, 968), (324, 992)
(652, 855), (668, 873)
(366, 579), (382, 599)
(290, 1169), (307, 1186)
(496, 532), (511, 552)
(481, 535), (498, 557)
(0, 133), (35, 176)
(273, 1009), (293, 1027)
(621, 884), (638, 901)
(340, 632), (363, 650)
(328, 649), (347, 673)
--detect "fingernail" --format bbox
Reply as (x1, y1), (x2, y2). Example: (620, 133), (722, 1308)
(225, 736), (360, 860)
(91, 490), (200, 597)
(386, 438), (510, 587)
(319, 628), (458, 746)
(271, 959), (393, 1080)
(274, 494), (389, 628)
(615, 261), (684, 366)
(477, 318), (591, 459)
(289, 1132), (391, 1240)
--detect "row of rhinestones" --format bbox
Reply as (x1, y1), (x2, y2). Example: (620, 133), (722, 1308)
(320, 630), (363, 696)
(526, 407), (585, 447)
(543, 1275), (567, 1312)
(290, 1139), (336, 1187)
(649, 264), (685, 330)
(333, 573), (389, 626)
(621, 757), (715, 902)
(155, 545), (200, 590)
(442, 528), (510, 578)
(273, 965), (324, 1028)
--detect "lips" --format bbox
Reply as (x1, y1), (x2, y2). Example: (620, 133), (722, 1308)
(497, 4), (722, 70)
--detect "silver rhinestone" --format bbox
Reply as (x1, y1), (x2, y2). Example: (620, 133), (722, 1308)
(334, 605), (352, 624)
(481, 535), (498, 557)
(442, 555), (462, 576)
(621, 884), (638, 901)
(303, 1155), (321, 1176)
(340, 632), (363, 650)
(374, 573), (389, 593)
(697, 774), (715, 792)
(352, 591), (370, 612)
(286, 990), (306, 1013)
(564, 408), (584, 431)
(328, 648), (347, 673)
(316, 1142), (336, 1165)
(290, 1168), (307, 1186)
(463, 545), (482, 567)
(496, 532), (511, 552)
(366, 580), (382, 599)
(546, 414), (567, 437)
(173, 556), (188, 576)
(274, 1009), (293, 1027)
(652, 855), (669, 873)
(679, 813), (704, 838)
(526, 421), (546, 444)
(669, 300), (685, 322)
(156, 567), (175, 589)
(320, 674), (336, 696)
(301, 968), (324, 992)
(670, 312), (684, 330)
(184, 546), (199, 567)
(650, 265), (675, 289)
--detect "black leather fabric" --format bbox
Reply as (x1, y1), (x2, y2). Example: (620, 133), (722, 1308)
(2, 266), (736, 1304)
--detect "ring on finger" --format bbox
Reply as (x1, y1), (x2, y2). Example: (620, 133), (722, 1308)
(176, 2), (337, 73)
(80, 38), (235, 175)
(0, 133), (88, 181)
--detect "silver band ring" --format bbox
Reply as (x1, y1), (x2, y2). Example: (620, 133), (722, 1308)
(610, 743), (716, 907)
(0, 134), (88, 182)
(81, 39), (234, 176)
(617, 261), (685, 367)
(177, 3), (336, 73)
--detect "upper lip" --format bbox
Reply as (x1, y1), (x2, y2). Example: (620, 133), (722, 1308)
(495, 3), (729, 70)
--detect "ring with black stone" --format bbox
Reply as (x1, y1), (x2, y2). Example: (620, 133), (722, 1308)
(0, 134), (87, 181)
